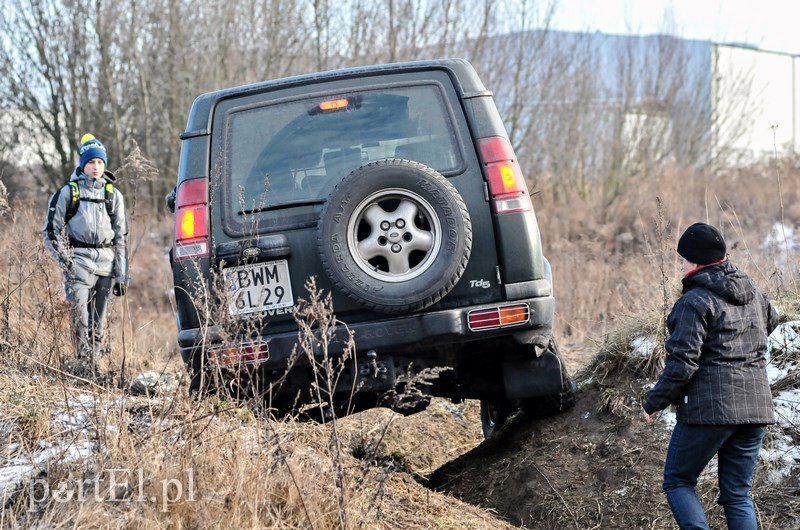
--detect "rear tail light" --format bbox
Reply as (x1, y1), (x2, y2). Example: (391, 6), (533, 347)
(477, 136), (532, 214)
(174, 178), (209, 260)
(208, 342), (269, 367)
(468, 304), (530, 331)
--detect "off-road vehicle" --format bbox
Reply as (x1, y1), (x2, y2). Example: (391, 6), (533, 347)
(171, 59), (573, 436)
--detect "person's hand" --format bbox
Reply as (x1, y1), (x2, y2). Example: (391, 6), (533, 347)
(165, 188), (177, 213)
(643, 409), (661, 423)
(112, 282), (126, 297)
(62, 259), (75, 282)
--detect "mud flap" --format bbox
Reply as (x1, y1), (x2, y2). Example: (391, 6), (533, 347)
(502, 348), (566, 399)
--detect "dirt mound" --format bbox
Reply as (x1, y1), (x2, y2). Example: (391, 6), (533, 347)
(427, 367), (798, 529)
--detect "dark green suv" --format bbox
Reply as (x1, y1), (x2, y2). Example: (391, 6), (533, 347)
(171, 59), (573, 435)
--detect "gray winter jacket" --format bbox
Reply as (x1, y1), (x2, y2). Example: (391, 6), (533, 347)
(644, 260), (778, 424)
(43, 168), (127, 283)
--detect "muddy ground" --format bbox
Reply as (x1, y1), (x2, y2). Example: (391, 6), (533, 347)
(366, 345), (800, 530)
(429, 371), (674, 529)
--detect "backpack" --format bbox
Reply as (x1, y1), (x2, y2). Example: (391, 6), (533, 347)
(64, 180), (116, 225)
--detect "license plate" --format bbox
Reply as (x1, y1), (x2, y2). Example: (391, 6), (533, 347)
(223, 259), (294, 315)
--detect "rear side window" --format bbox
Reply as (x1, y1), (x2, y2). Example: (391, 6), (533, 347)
(223, 83), (462, 221)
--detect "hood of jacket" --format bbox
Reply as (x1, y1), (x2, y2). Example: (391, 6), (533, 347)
(682, 260), (756, 305)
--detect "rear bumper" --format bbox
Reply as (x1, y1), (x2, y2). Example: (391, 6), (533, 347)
(178, 296), (555, 367)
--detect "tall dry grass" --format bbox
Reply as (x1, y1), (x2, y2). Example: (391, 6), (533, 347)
(0, 196), (500, 528)
(1, 160), (799, 527)
(536, 163), (800, 350)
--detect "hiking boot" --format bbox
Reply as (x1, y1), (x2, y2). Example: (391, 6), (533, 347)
(63, 358), (98, 379)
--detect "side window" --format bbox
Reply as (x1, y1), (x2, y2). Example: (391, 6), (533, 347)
(223, 83), (461, 224)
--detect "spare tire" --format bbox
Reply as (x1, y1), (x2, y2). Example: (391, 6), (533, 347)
(318, 159), (472, 314)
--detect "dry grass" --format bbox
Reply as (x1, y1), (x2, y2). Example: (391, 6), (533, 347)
(537, 163), (800, 345)
(0, 200), (501, 528)
(0, 179), (8, 217)
(1, 160), (799, 527)
(0, 365), (496, 528)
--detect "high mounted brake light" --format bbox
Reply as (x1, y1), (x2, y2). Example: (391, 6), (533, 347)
(319, 98), (349, 111)
(174, 178), (209, 260)
(308, 95), (362, 115)
(478, 136), (532, 214)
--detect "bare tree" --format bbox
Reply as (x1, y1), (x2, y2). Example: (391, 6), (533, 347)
(0, 0), (94, 185)
(0, 0), (760, 212)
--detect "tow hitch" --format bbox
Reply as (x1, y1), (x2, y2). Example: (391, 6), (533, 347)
(357, 350), (395, 391)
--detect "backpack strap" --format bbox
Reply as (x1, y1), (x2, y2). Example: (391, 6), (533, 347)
(62, 180), (116, 226)
(68, 237), (114, 249)
(104, 182), (116, 224)
(64, 181), (81, 225)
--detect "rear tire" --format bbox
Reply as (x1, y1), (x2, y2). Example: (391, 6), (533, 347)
(184, 349), (219, 398)
(520, 378), (576, 418)
(480, 398), (517, 438)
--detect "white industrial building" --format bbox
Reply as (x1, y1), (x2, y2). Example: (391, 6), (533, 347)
(713, 44), (799, 161)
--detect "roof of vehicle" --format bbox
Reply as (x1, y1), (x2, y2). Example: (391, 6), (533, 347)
(181, 58), (490, 138)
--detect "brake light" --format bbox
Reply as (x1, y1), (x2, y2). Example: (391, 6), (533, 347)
(477, 136), (532, 214)
(320, 98), (349, 111)
(208, 342), (269, 366)
(468, 304), (530, 331)
(174, 178), (209, 260)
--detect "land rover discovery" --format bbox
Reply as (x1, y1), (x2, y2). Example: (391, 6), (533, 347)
(170, 59), (573, 436)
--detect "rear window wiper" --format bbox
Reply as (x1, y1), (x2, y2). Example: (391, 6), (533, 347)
(238, 198), (325, 215)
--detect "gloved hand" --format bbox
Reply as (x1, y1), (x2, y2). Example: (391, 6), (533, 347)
(62, 259), (74, 281)
(112, 282), (127, 297)
(165, 187), (177, 213)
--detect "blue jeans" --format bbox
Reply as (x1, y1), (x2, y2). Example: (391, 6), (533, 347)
(663, 422), (765, 530)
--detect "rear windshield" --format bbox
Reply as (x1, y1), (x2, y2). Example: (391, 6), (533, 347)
(224, 83), (461, 218)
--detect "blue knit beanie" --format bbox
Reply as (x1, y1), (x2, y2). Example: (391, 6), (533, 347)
(78, 133), (107, 170)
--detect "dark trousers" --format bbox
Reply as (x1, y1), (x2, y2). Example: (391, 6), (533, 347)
(663, 421), (766, 530)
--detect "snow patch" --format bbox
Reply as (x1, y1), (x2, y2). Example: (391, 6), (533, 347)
(631, 336), (657, 358)
(762, 222), (799, 250)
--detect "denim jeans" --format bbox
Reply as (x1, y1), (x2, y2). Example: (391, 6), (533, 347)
(663, 421), (765, 530)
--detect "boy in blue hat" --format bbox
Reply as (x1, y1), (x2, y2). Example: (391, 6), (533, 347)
(43, 134), (128, 377)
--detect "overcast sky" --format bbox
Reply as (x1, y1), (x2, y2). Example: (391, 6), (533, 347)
(549, 0), (800, 55)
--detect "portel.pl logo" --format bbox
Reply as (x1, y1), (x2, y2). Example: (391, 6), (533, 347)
(28, 468), (195, 512)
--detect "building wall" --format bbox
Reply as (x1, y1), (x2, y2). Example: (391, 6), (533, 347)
(713, 44), (798, 162)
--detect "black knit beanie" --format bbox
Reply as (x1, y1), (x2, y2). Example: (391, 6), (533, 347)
(677, 223), (726, 265)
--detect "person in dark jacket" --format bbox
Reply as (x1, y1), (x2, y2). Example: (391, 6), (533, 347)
(643, 222), (778, 530)
(43, 134), (128, 377)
